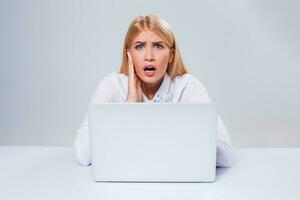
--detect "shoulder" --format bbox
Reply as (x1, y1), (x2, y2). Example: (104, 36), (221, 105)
(115, 72), (128, 84)
(172, 73), (209, 102)
(98, 71), (128, 100)
(95, 71), (126, 87)
(95, 71), (115, 87)
(92, 71), (121, 98)
(173, 73), (206, 92)
(91, 71), (129, 102)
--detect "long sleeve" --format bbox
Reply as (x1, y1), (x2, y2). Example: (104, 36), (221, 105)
(73, 73), (116, 166)
(74, 72), (237, 168)
(73, 113), (90, 166)
(179, 76), (237, 167)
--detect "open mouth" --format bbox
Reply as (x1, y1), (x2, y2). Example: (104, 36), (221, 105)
(143, 65), (157, 77)
(143, 65), (157, 72)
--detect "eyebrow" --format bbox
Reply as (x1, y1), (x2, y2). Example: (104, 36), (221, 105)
(134, 41), (165, 45)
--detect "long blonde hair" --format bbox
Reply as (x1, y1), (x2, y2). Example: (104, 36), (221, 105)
(119, 15), (188, 79)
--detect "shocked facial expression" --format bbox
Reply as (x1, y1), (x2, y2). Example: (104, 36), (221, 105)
(128, 30), (174, 85)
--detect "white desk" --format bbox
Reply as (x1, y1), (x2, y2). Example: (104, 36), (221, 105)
(0, 147), (299, 200)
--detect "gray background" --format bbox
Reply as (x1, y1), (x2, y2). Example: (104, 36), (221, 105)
(1, 0), (299, 147)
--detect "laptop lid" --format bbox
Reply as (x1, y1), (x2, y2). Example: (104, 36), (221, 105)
(88, 103), (217, 182)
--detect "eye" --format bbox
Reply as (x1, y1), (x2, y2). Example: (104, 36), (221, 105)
(154, 43), (164, 49)
(135, 44), (144, 50)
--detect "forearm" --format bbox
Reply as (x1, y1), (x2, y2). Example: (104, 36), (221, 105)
(216, 139), (237, 167)
(73, 126), (91, 167)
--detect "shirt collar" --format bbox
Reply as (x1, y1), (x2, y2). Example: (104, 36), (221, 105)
(142, 73), (173, 103)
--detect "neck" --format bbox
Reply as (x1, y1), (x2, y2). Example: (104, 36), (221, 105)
(141, 76), (164, 100)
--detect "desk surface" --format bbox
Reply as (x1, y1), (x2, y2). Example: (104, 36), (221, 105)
(0, 147), (299, 200)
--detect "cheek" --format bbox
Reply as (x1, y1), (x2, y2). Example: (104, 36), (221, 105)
(156, 54), (170, 69)
(131, 54), (144, 71)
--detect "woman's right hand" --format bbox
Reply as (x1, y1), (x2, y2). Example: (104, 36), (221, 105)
(125, 50), (142, 102)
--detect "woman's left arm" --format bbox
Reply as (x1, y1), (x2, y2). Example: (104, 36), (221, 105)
(179, 75), (237, 167)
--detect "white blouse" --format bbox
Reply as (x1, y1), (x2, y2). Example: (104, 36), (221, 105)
(74, 71), (237, 167)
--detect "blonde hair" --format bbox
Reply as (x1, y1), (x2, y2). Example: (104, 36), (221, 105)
(118, 15), (188, 79)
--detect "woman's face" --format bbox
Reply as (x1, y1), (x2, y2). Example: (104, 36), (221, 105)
(128, 30), (173, 86)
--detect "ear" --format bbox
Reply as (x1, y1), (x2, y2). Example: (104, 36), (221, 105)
(168, 49), (174, 64)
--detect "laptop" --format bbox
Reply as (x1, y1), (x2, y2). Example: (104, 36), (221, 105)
(88, 103), (217, 182)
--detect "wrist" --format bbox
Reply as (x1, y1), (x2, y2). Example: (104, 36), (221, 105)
(125, 97), (137, 103)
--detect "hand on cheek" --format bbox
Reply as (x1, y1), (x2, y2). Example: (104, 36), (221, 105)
(125, 50), (143, 102)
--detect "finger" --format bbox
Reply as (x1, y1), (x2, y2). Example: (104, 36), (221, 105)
(127, 51), (134, 77)
(127, 51), (136, 94)
(136, 79), (142, 101)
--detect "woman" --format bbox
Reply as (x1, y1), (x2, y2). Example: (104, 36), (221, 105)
(74, 15), (236, 167)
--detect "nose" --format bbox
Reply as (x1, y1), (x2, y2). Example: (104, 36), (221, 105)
(144, 47), (155, 62)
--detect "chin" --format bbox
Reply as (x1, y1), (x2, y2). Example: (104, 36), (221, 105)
(140, 76), (157, 84)
(137, 72), (165, 84)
